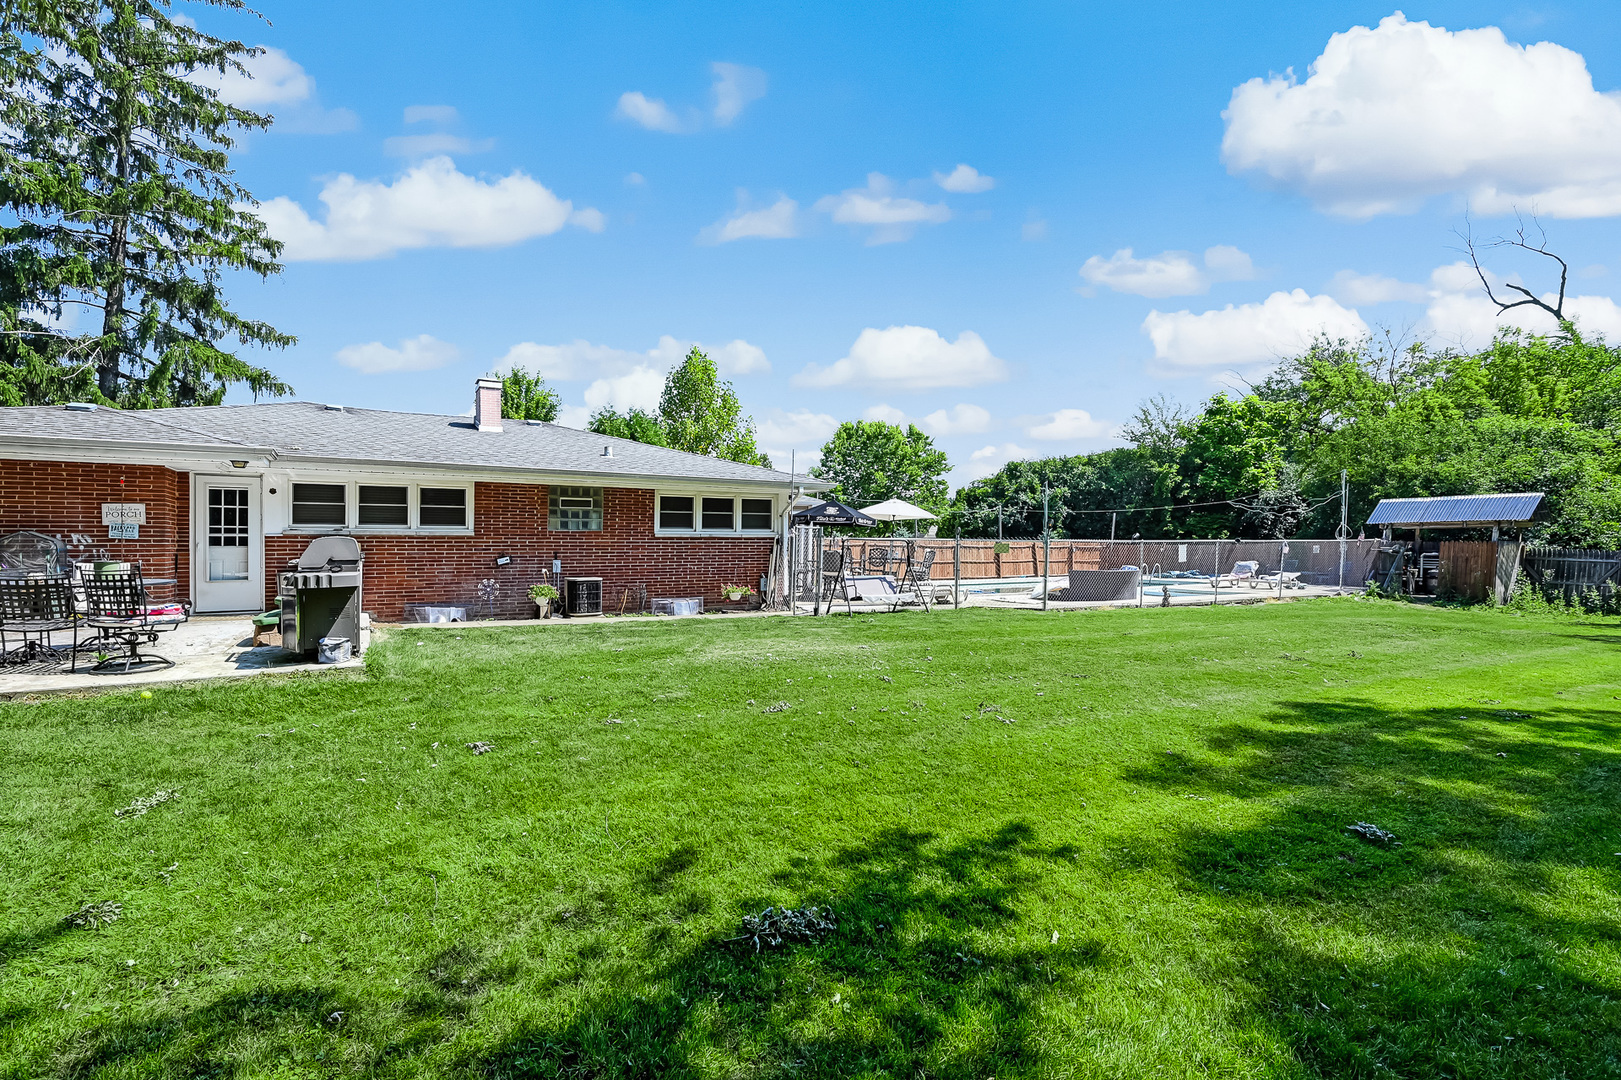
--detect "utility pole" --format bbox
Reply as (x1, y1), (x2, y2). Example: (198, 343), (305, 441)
(1042, 483), (1051, 612)
(1337, 468), (1349, 594)
(1110, 511), (1117, 542)
(997, 506), (1003, 541)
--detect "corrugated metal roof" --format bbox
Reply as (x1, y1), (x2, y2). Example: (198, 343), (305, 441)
(1366, 492), (1544, 527)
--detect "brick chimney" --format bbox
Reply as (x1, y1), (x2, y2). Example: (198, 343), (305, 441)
(474, 375), (503, 432)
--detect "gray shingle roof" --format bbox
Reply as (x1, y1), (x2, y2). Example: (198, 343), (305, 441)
(1366, 492), (1544, 527)
(0, 401), (812, 488)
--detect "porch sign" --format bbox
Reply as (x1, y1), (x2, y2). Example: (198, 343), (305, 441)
(101, 503), (147, 525)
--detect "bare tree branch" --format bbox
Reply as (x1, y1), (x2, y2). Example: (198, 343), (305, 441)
(1456, 211), (1569, 328)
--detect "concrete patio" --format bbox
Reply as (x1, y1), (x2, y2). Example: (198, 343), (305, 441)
(0, 615), (363, 699)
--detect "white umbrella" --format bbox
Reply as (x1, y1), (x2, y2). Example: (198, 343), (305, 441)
(859, 498), (938, 521)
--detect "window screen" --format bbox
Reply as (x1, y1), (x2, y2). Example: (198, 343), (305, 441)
(358, 485), (409, 526)
(701, 497), (734, 531)
(740, 498), (773, 531)
(659, 495), (694, 530)
(291, 483), (346, 526)
(419, 487), (468, 528)
(548, 486), (603, 531)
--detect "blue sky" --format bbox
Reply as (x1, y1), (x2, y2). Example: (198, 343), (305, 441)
(191, 2), (1621, 486)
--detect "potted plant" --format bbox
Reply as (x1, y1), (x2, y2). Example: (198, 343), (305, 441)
(528, 582), (559, 618)
(721, 583), (756, 603)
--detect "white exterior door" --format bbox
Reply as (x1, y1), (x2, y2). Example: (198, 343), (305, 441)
(193, 476), (263, 612)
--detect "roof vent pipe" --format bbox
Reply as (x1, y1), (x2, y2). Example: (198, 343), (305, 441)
(474, 376), (503, 433)
(601, 445), (613, 457)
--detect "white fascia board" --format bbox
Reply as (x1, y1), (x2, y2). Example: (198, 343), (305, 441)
(271, 453), (830, 492)
(0, 436), (276, 471)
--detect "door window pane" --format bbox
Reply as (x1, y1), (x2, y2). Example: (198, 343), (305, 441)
(206, 487), (250, 580)
(419, 487), (468, 528)
(358, 485), (409, 526)
(548, 486), (603, 531)
(659, 495), (694, 530)
(740, 498), (774, 531)
(701, 497), (735, 531)
(291, 483), (346, 526)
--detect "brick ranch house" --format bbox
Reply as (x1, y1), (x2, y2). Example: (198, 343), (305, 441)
(0, 378), (822, 620)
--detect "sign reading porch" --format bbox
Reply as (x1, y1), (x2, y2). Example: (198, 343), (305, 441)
(101, 503), (147, 525)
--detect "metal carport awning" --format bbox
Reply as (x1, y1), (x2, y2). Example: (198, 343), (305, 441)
(1365, 492), (1544, 528)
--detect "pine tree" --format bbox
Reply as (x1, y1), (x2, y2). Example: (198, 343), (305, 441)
(0, 0), (293, 407)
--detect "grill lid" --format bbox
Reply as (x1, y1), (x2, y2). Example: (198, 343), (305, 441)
(297, 535), (363, 570)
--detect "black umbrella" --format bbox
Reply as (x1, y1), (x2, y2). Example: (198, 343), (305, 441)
(790, 500), (879, 528)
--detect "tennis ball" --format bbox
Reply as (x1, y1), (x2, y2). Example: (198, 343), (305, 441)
(140, 691), (153, 699)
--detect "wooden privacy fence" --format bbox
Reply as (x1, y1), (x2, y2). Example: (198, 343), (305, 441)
(1521, 546), (1621, 609)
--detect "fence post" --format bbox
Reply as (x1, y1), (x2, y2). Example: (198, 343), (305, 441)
(953, 529), (961, 609)
(1138, 540), (1145, 608)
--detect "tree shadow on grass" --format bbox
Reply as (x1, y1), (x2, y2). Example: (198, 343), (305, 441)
(468, 820), (1103, 1079)
(1124, 695), (1621, 1078)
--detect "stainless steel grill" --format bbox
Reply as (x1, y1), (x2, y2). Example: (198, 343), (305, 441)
(279, 536), (364, 657)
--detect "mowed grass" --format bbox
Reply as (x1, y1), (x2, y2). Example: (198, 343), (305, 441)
(2, 601), (1620, 1079)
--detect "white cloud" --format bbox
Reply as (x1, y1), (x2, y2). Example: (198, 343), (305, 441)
(962, 443), (1035, 482)
(494, 334), (768, 382)
(335, 334), (459, 375)
(556, 405), (591, 429)
(253, 156), (602, 261)
(793, 326), (1007, 390)
(404, 104), (458, 125)
(1222, 13), (1621, 218)
(1021, 219), (1048, 242)
(1142, 289), (1369, 373)
(194, 45), (310, 107)
(861, 404), (909, 425)
(923, 404), (992, 435)
(615, 91), (688, 133)
(1328, 270), (1429, 305)
(583, 365), (665, 413)
(934, 164), (995, 193)
(814, 174), (950, 244)
(382, 133), (494, 157)
(758, 408), (840, 469)
(1079, 245), (1255, 298)
(624, 172), (647, 186)
(1026, 408), (1111, 441)
(698, 194), (798, 243)
(711, 62), (767, 124)
(189, 45), (357, 132)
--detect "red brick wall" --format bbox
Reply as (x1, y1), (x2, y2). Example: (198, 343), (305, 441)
(0, 460), (186, 601)
(0, 462), (773, 620)
(265, 482), (774, 620)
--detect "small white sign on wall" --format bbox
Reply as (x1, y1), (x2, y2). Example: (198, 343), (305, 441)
(109, 523), (140, 539)
(101, 503), (147, 525)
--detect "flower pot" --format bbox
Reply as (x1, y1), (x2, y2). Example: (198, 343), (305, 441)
(534, 600), (552, 619)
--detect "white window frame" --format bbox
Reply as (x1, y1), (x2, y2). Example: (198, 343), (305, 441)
(285, 478), (475, 536)
(655, 491), (777, 537)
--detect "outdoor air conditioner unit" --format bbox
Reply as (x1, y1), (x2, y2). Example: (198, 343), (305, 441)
(564, 576), (603, 617)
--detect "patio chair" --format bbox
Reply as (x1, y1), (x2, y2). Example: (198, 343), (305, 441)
(865, 546), (899, 577)
(892, 548), (937, 613)
(0, 575), (79, 669)
(82, 570), (189, 673)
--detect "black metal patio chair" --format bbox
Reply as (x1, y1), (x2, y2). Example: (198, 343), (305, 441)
(83, 570), (189, 673)
(0, 575), (80, 669)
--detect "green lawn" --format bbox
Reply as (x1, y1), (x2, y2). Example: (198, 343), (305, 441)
(3, 600), (1619, 1079)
